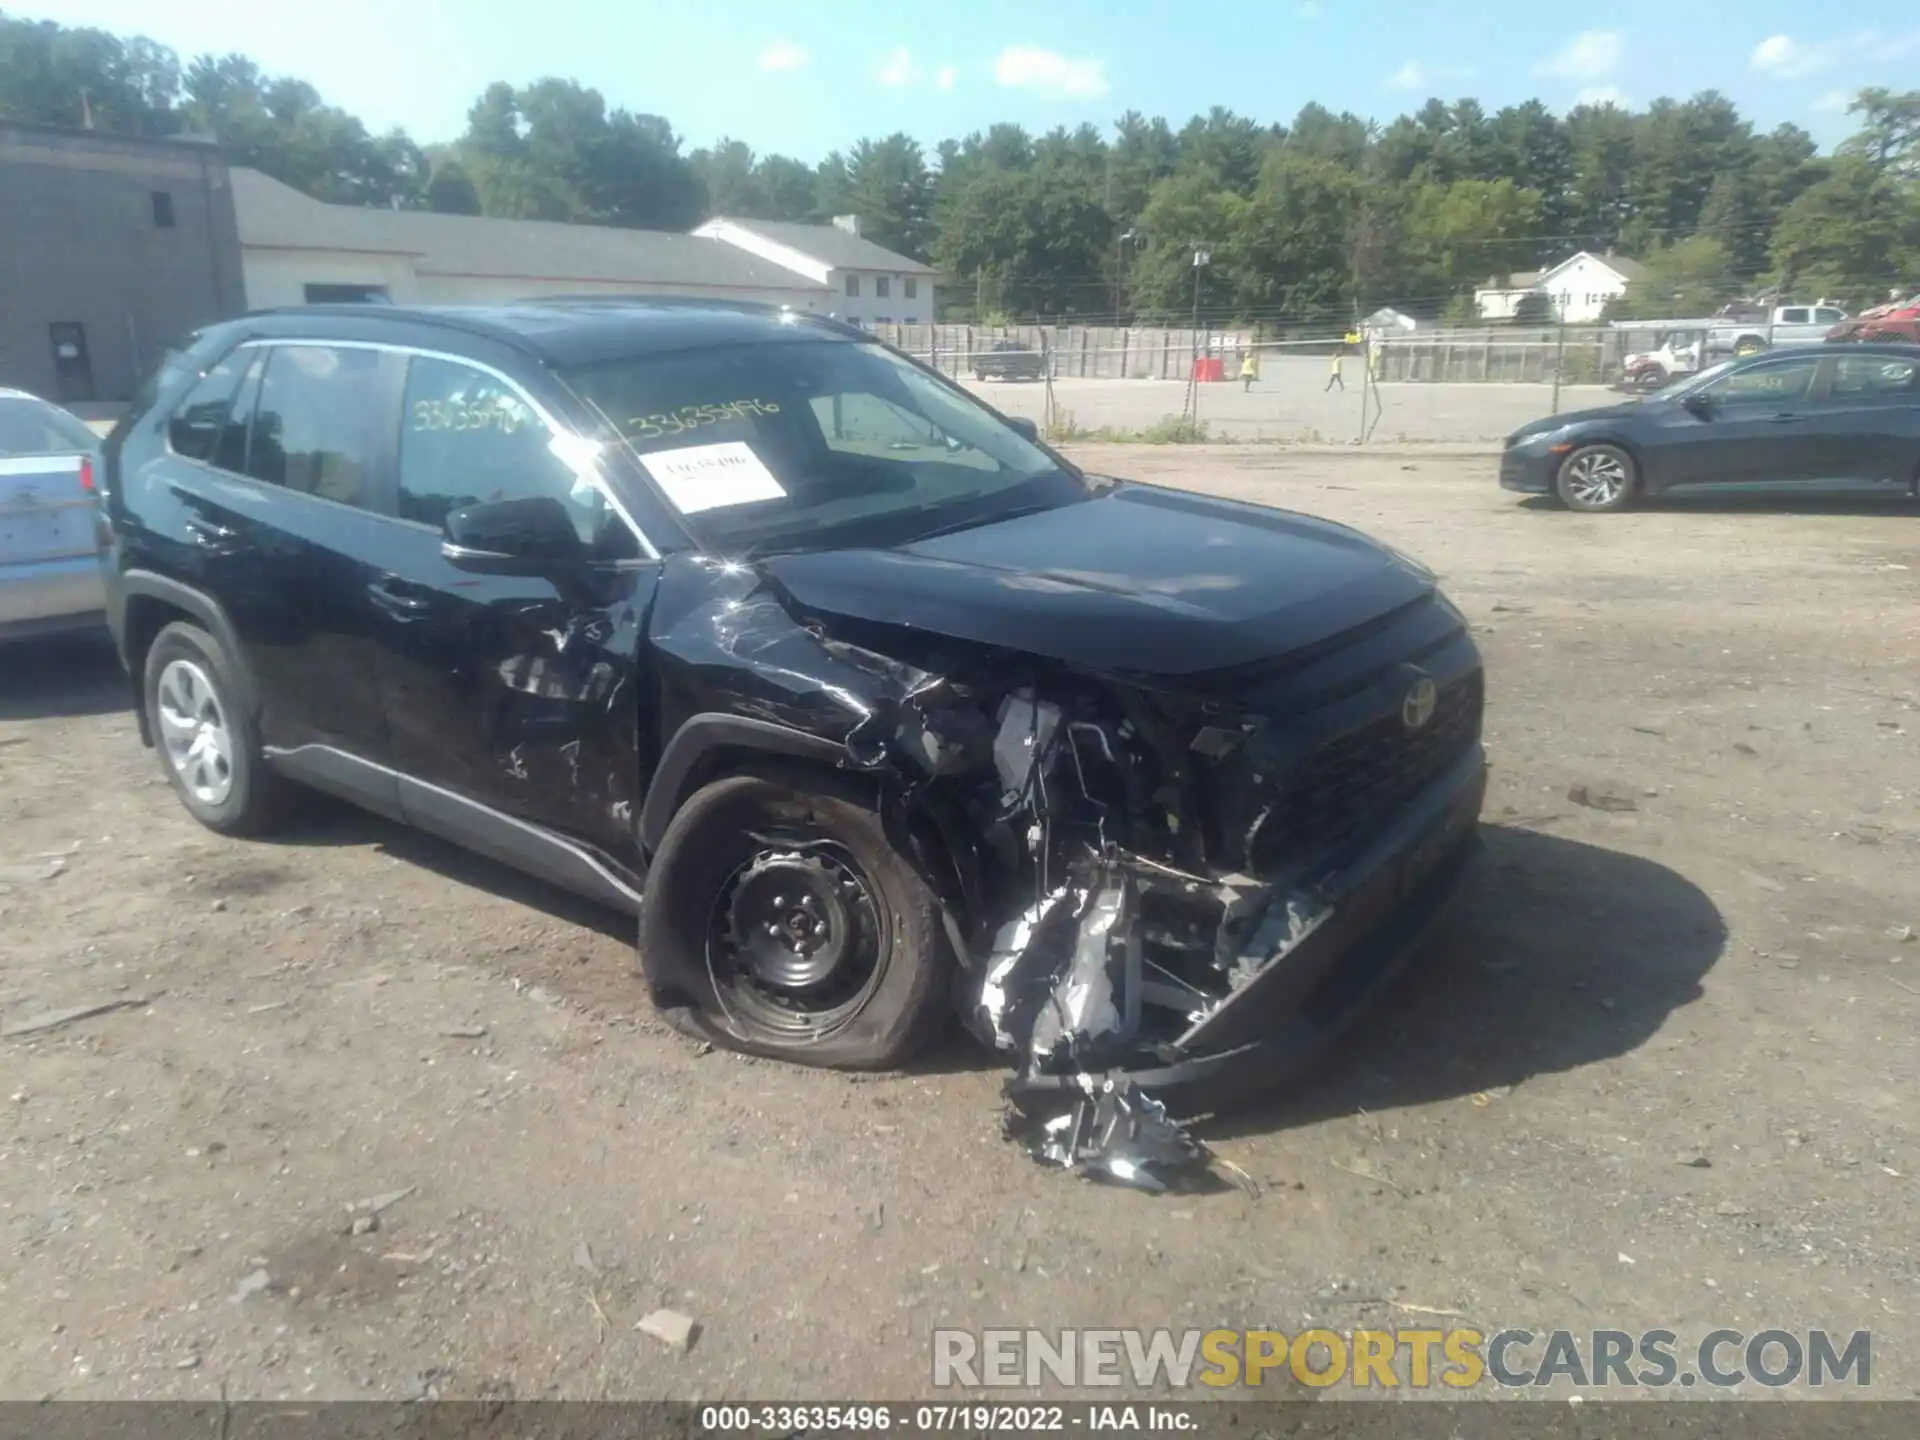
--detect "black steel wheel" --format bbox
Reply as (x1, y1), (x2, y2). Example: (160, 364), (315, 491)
(637, 766), (952, 1069)
(708, 842), (887, 1038)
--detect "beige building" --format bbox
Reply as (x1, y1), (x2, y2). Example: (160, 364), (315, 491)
(694, 216), (938, 326)
(230, 169), (831, 312)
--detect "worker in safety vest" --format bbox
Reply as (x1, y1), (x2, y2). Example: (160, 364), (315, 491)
(1238, 349), (1259, 391)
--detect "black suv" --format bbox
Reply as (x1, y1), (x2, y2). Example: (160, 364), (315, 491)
(101, 301), (1485, 1111)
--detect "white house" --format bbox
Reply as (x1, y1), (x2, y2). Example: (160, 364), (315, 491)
(230, 169), (831, 312)
(694, 216), (938, 327)
(1475, 250), (1647, 324)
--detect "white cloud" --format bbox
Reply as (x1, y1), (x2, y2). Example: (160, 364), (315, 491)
(1387, 61), (1427, 91)
(1385, 60), (1474, 92)
(1296, 0), (1323, 15)
(1752, 29), (1920, 80)
(1758, 35), (1812, 77)
(758, 38), (808, 73)
(1535, 29), (1624, 80)
(992, 46), (1109, 99)
(936, 65), (958, 92)
(1574, 84), (1629, 108)
(875, 47), (919, 88)
(1812, 88), (1855, 112)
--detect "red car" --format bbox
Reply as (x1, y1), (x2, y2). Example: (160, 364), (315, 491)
(1827, 292), (1920, 346)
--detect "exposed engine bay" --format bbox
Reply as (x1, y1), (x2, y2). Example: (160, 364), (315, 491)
(645, 553), (1487, 1192)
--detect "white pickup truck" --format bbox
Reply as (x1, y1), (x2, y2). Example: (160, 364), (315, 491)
(1707, 303), (1850, 357)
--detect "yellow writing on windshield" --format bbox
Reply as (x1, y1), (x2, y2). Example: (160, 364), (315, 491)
(626, 400), (780, 440)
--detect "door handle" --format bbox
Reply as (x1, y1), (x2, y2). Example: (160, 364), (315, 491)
(1766, 413), (1805, 424)
(182, 514), (241, 552)
(366, 576), (431, 618)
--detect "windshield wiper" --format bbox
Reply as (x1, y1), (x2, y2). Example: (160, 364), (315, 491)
(909, 500), (1062, 544)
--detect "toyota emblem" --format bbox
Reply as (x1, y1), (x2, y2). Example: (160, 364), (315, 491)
(1402, 677), (1438, 731)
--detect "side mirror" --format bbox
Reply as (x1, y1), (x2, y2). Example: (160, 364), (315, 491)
(441, 496), (586, 576)
(1004, 414), (1040, 443)
(1682, 391), (1714, 419)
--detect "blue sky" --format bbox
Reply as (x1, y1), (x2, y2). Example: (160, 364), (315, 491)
(25, 0), (1920, 158)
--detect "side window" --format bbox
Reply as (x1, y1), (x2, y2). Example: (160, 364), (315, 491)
(1830, 356), (1918, 399)
(875, 277), (890, 299)
(1709, 358), (1819, 407)
(246, 344), (389, 507)
(904, 278), (918, 300)
(845, 275), (860, 297)
(398, 355), (620, 549)
(1778, 308), (1809, 325)
(166, 350), (251, 462)
(211, 353), (266, 473)
(1815, 308), (1845, 325)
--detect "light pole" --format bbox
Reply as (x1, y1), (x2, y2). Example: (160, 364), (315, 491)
(1114, 228), (1137, 321)
(1186, 248), (1211, 419)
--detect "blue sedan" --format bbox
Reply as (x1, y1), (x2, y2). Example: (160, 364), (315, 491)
(1501, 344), (1920, 512)
(0, 388), (105, 643)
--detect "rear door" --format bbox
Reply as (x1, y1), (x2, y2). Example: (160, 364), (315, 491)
(156, 341), (407, 773)
(361, 351), (653, 857)
(1807, 353), (1920, 487)
(0, 398), (102, 624)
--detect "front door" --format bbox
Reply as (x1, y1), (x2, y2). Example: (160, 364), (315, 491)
(362, 352), (653, 859)
(1654, 354), (1825, 490)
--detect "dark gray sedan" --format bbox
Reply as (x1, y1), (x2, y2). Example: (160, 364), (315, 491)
(1501, 345), (1920, 512)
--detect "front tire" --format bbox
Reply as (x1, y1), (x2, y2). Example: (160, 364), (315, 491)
(1555, 443), (1639, 513)
(637, 766), (952, 1070)
(143, 621), (289, 835)
(1734, 336), (1768, 358)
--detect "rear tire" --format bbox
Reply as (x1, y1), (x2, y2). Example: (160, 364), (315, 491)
(637, 765), (952, 1070)
(1734, 336), (1768, 358)
(1555, 443), (1639, 513)
(142, 621), (289, 836)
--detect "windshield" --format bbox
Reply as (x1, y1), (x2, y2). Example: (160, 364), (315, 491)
(1651, 359), (1737, 400)
(0, 398), (98, 456)
(565, 338), (1080, 554)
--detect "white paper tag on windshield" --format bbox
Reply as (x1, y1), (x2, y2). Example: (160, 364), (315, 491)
(639, 441), (786, 513)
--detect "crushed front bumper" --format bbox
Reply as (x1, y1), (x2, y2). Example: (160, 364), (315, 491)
(1008, 743), (1487, 1117)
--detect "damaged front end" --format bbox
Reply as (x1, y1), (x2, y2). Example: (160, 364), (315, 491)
(648, 555), (1488, 1191)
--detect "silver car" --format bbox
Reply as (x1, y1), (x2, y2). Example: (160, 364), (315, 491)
(1, 388), (105, 642)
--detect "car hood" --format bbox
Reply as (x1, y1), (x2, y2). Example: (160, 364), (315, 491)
(1510, 400), (1644, 441)
(756, 482), (1434, 677)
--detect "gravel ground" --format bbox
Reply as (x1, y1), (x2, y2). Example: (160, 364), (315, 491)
(1, 447), (1915, 1403)
(963, 370), (1618, 442)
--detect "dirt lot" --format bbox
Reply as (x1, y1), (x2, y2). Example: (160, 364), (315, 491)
(966, 371), (1617, 443)
(2, 447), (1917, 1403)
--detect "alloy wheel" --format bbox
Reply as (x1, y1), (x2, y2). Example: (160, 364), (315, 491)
(1563, 450), (1630, 509)
(155, 658), (235, 807)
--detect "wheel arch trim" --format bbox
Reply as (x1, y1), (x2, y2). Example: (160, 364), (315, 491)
(638, 713), (848, 856)
(118, 571), (260, 746)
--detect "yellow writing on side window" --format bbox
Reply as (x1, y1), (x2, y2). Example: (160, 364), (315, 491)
(411, 397), (526, 435)
(626, 399), (781, 440)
